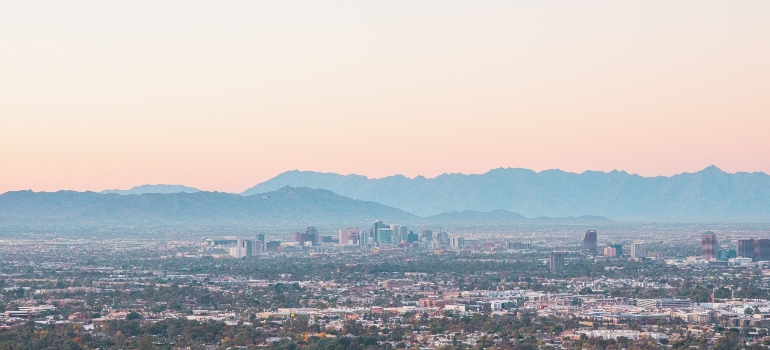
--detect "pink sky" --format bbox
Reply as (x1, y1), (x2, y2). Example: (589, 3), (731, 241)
(1, 1), (769, 193)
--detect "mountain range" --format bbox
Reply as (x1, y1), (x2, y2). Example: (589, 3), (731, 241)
(1, 166), (767, 226)
(101, 184), (201, 195)
(0, 186), (609, 228)
(242, 166), (770, 221)
(0, 186), (415, 227)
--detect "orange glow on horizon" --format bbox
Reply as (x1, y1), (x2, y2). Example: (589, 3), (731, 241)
(1, 1), (769, 193)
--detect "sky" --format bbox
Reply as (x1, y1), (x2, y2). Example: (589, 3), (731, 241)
(1, 1), (769, 194)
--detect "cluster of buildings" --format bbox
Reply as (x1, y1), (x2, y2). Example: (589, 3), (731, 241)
(204, 221), (474, 259)
(341, 222), (537, 251)
(202, 235), (266, 258)
(204, 229), (537, 259)
(581, 230), (646, 259)
(203, 222), (467, 259)
(4, 226), (770, 349)
(551, 230), (649, 272)
(339, 221), (454, 249)
(549, 231), (770, 273)
(701, 231), (770, 263)
(577, 230), (770, 266)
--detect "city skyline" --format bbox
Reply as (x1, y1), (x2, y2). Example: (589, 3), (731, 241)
(1, 2), (769, 348)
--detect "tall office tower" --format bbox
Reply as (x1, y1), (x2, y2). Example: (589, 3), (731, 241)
(339, 227), (359, 245)
(359, 230), (375, 247)
(397, 226), (409, 243)
(257, 233), (265, 248)
(420, 230), (433, 242)
(737, 239), (755, 260)
(377, 228), (395, 245)
(450, 237), (465, 250)
(371, 220), (388, 244)
(755, 239), (770, 261)
(389, 224), (408, 243)
(407, 231), (419, 243)
(630, 242), (646, 258)
(390, 225), (402, 242)
(610, 244), (623, 256)
(583, 230), (598, 254)
(550, 252), (565, 272)
(436, 232), (449, 246)
(294, 227), (319, 247)
(701, 231), (718, 260)
(307, 227), (318, 246)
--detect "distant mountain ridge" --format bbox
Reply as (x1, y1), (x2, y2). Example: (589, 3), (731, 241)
(0, 187), (609, 227)
(101, 184), (201, 195)
(242, 166), (770, 221)
(0, 186), (416, 226)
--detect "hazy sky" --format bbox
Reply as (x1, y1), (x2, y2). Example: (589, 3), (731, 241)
(2, 1), (769, 193)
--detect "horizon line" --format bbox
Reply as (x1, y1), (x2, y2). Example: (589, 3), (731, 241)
(4, 164), (768, 195)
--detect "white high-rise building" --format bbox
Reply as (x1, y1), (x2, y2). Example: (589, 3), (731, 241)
(450, 237), (465, 250)
(630, 242), (646, 258)
(390, 225), (408, 243)
(230, 239), (259, 258)
(390, 225), (402, 243)
(550, 252), (565, 272)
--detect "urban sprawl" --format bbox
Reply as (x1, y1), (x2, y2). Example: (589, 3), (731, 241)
(1, 223), (769, 349)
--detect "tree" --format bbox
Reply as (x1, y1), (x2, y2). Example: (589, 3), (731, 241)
(138, 335), (154, 350)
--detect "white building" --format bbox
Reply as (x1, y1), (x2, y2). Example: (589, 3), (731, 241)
(729, 257), (753, 267)
(450, 237), (465, 250)
(637, 298), (692, 309)
(577, 330), (667, 341)
(229, 239), (260, 258)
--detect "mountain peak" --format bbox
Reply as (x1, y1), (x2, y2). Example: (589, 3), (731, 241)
(701, 165), (725, 173)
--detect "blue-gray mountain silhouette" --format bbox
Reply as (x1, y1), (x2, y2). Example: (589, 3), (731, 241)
(0, 186), (608, 227)
(101, 184), (201, 195)
(242, 166), (770, 221)
(0, 186), (415, 226)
